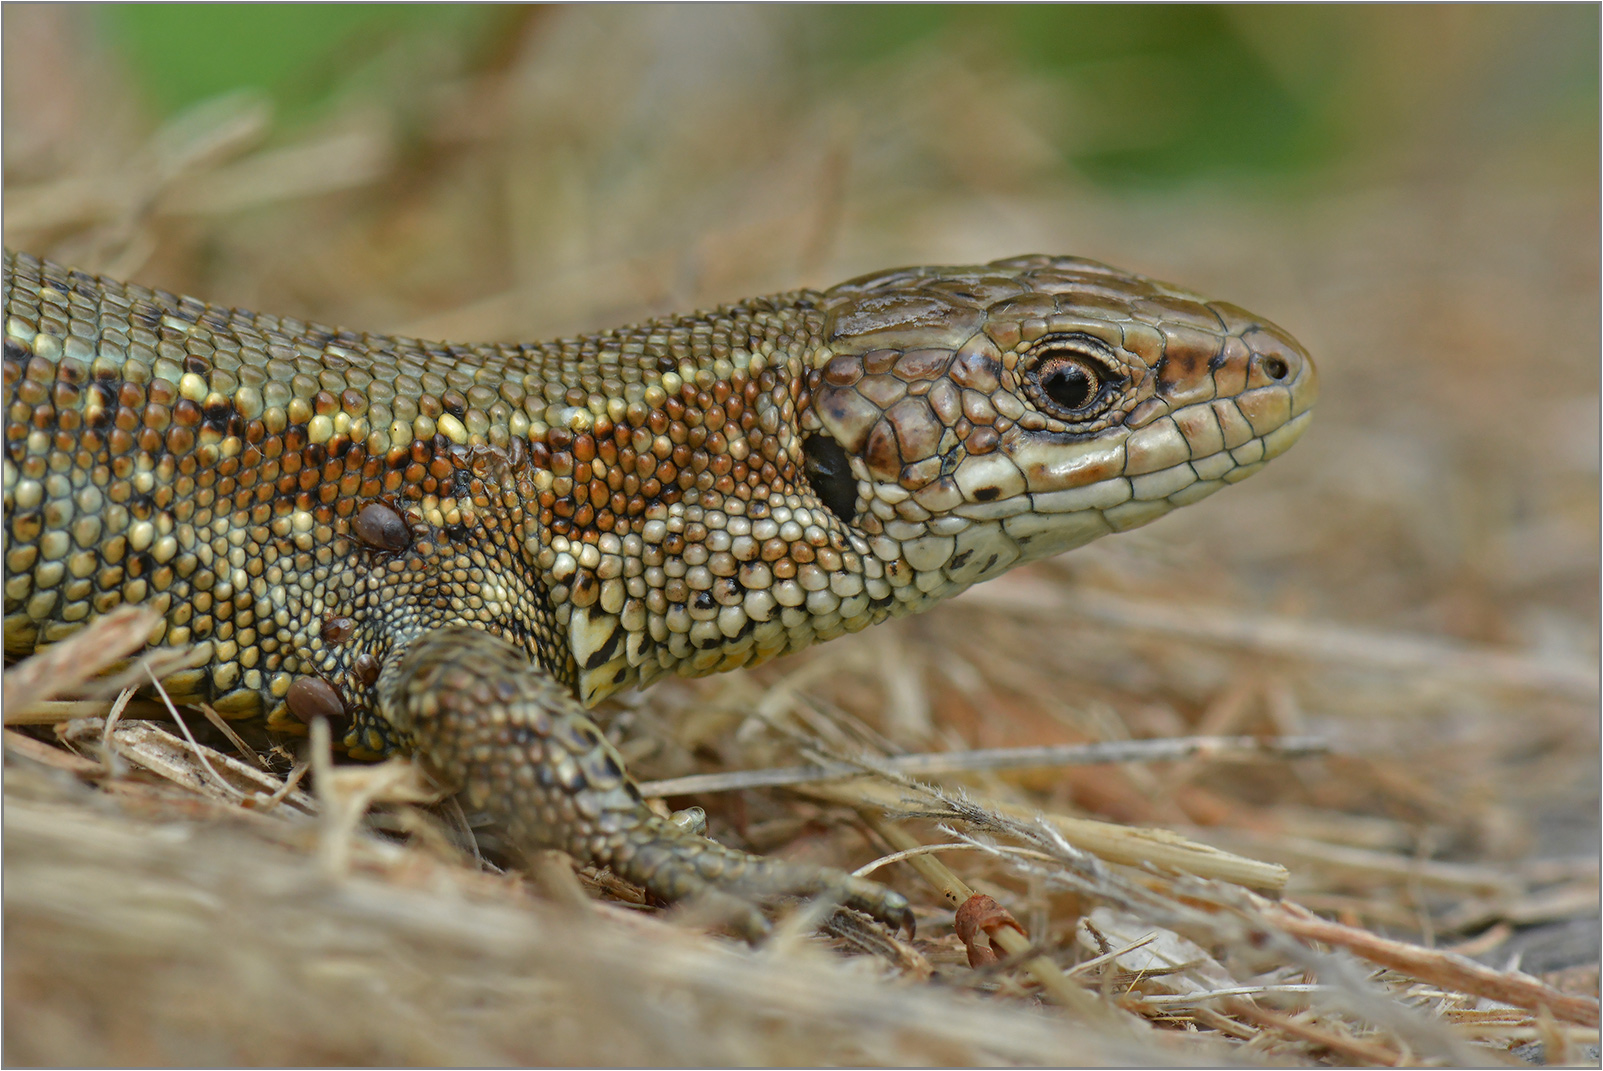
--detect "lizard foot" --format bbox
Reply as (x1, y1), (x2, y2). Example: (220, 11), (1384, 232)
(377, 625), (911, 940)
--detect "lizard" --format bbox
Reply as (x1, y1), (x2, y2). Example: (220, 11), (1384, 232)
(2, 249), (1317, 937)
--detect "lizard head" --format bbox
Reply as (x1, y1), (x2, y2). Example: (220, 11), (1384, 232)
(798, 253), (1317, 603)
(559, 253), (1314, 702)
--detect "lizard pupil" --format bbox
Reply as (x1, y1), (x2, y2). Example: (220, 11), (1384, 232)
(1042, 360), (1096, 411)
(801, 432), (858, 524)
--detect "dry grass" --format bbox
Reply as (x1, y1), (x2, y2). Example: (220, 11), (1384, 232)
(4, 6), (1597, 1066)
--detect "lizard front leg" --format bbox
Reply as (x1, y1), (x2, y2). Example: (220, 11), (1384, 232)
(374, 625), (912, 939)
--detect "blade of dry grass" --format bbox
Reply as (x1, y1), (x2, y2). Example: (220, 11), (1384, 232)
(638, 733), (1333, 797)
(4, 727), (102, 776)
(2, 698), (171, 725)
(1226, 1000), (1407, 1066)
(959, 583), (1597, 699)
(1204, 828), (1526, 896)
(805, 776), (1291, 892)
(4, 757), (1213, 1066)
(1260, 897), (1601, 1027)
(2, 606), (159, 712)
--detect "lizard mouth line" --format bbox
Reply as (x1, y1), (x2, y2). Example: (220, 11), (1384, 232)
(1024, 406), (1316, 517)
(889, 400), (1316, 593)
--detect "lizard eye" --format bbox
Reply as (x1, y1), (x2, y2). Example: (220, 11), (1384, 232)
(1022, 336), (1124, 421)
(1039, 357), (1097, 410)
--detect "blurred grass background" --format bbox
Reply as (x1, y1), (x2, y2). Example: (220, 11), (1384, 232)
(88, 4), (1601, 186)
(4, 5), (1598, 1064)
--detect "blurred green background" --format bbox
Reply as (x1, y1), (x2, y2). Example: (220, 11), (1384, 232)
(94, 3), (1599, 187)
